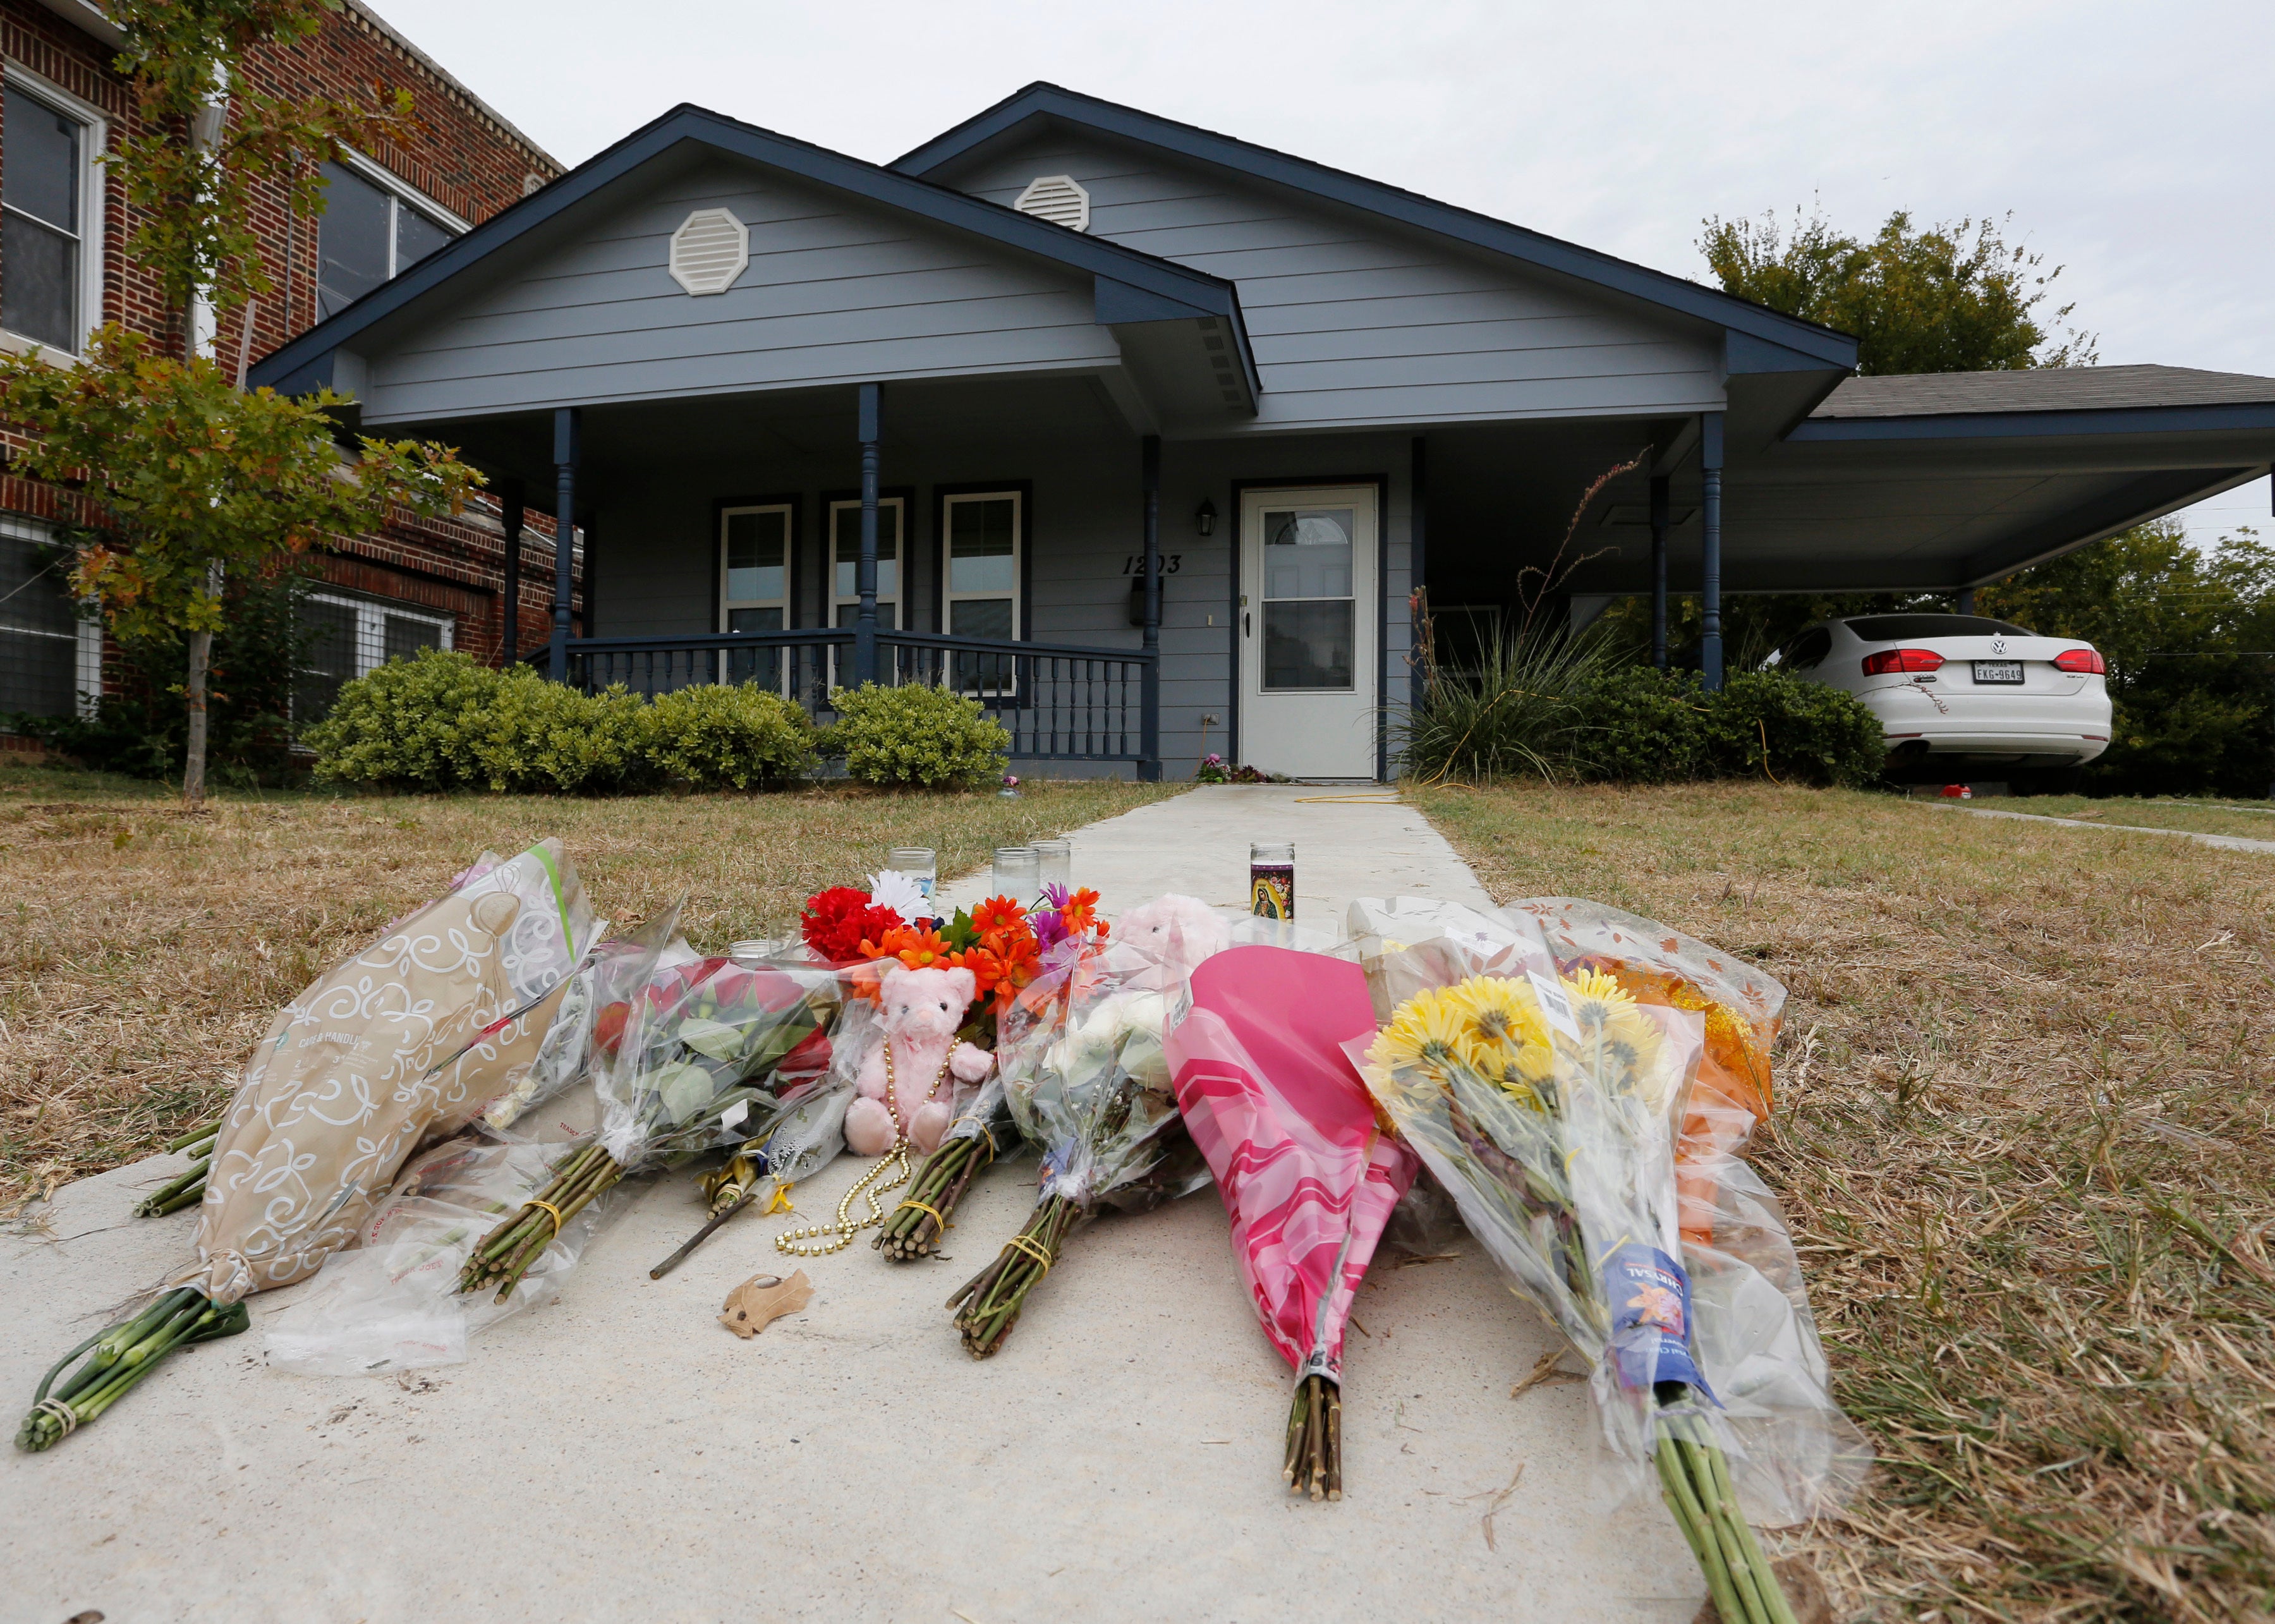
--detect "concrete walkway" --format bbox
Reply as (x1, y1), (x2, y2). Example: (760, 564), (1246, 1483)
(1936, 801), (2275, 854)
(3, 786), (1699, 1624)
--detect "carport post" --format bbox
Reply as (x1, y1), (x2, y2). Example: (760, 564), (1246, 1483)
(549, 408), (579, 685)
(854, 382), (882, 686)
(1139, 434), (1162, 781)
(1700, 412), (1725, 691)
(1956, 588), (1976, 615)
(1649, 473), (1670, 671)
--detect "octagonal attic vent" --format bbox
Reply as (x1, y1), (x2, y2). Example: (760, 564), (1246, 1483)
(669, 207), (749, 295)
(1014, 174), (1089, 233)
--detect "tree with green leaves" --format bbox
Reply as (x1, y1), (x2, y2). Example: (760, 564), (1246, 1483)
(1699, 205), (2096, 373)
(4, 0), (473, 804)
(107, 0), (415, 351)
(0, 329), (481, 799)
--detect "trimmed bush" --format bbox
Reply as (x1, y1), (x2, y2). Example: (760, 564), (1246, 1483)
(467, 674), (657, 794)
(308, 651), (820, 794)
(647, 681), (818, 790)
(1570, 667), (1711, 784)
(302, 647), (503, 791)
(828, 681), (1009, 789)
(1702, 669), (1885, 789)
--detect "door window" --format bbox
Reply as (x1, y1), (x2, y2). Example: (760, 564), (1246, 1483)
(1260, 507), (1355, 690)
(1, 83), (90, 352)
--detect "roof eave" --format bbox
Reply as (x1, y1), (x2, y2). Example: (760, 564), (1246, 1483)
(1788, 401), (2275, 442)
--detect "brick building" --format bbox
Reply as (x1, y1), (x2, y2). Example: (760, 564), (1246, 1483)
(0, 0), (569, 734)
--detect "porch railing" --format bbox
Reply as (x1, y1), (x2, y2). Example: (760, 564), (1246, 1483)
(562, 628), (1160, 771)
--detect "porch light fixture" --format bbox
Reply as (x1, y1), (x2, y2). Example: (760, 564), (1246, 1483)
(1194, 499), (1216, 536)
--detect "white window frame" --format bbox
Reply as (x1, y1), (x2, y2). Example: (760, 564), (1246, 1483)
(717, 501), (792, 690)
(0, 512), (98, 717)
(0, 61), (107, 360)
(315, 150), (468, 319)
(307, 590), (455, 681)
(940, 489), (1024, 644)
(828, 497), (903, 629)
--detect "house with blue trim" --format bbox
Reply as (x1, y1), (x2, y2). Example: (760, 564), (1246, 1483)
(251, 83), (2275, 782)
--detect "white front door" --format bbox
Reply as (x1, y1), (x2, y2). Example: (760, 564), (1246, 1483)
(1239, 484), (1378, 779)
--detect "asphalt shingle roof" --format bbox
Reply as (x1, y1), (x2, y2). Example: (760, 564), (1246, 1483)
(1812, 364), (2275, 419)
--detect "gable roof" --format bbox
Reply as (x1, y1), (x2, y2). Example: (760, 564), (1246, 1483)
(249, 102), (1260, 403)
(892, 82), (1859, 375)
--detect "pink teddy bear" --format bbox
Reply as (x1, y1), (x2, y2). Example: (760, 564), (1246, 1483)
(844, 962), (995, 1158)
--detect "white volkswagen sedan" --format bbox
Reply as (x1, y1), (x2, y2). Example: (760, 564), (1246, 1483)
(1764, 613), (2112, 788)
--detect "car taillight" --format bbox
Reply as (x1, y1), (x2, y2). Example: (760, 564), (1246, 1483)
(1861, 648), (1944, 676)
(2053, 648), (2106, 675)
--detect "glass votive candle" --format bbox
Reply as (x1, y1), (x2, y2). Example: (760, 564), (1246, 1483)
(887, 846), (938, 903)
(992, 845), (1040, 899)
(1032, 839), (1072, 895)
(1249, 840), (1294, 919)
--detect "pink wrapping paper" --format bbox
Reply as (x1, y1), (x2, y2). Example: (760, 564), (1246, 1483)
(1165, 947), (1418, 1382)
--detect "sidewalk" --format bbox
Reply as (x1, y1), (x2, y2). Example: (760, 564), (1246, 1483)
(2, 786), (1701, 1624)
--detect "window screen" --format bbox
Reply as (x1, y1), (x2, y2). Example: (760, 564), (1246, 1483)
(2, 86), (83, 350)
(0, 525), (82, 715)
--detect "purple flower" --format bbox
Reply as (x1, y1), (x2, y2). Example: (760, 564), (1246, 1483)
(1032, 907), (1070, 952)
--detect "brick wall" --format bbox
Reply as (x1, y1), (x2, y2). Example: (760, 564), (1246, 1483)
(0, 0), (575, 726)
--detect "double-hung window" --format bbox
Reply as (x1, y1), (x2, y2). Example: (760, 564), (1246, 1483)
(1, 72), (104, 355)
(719, 502), (792, 689)
(829, 498), (901, 630)
(295, 590), (454, 724)
(0, 516), (98, 717)
(316, 158), (461, 320)
(941, 490), (1022, 693)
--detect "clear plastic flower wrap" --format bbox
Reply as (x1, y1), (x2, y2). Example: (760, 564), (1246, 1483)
(1348, 894), (1871, 1526)
(946, 898), (1229, 1356)
(21, 840), (595, 1450)
(458, 911), (846, 1302)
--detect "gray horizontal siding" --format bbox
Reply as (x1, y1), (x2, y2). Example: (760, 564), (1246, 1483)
(943, 136), (1723, 430)
(359, 159), (1119, 424)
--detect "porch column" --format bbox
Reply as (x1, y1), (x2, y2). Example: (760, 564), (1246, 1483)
(854, 382), (882, 686)
(1410, 435), (1428, 681)
(549, 408), (579, 684)
(1648, 473), (1670, 672)
(500, 477), (524, 667)
(1700, 411), (1725, 692)
(1139, 434), (1162, 782)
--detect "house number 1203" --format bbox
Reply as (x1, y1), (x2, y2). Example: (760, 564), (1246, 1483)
(1120, 554), (1182, 574)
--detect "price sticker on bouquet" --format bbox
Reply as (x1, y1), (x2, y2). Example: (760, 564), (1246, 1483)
(1527, 971), (1582, 1042)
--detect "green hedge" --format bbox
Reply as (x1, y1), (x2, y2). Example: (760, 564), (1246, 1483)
(304, 650), (817, 794)
(1567, 665), (1884, 789)
(825, 681), (1009, 788)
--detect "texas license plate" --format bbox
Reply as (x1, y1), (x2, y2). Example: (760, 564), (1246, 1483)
(1972, 660), (2023, 684)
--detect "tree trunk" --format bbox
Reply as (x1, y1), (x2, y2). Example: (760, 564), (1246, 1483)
(183, 627), (212, 808)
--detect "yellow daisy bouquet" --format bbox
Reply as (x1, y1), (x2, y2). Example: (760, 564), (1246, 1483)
(1356, 943), (1803, 1624)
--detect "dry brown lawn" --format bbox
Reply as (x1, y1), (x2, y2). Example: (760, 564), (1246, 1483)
(0, 758), (1180, 1207)
(1415, 780), (2275, 1623)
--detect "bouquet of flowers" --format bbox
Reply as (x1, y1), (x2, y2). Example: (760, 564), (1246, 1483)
(21, 840), (595, 1451)
(1353, 918), (1804, 1624)
(1163, 945), (1417, 1501)
(872, 888), (1059, 1260)
(459, 915), (842, 1302)
(1351, 896), (1871, 1527)
(947, 895), (1227, 1356)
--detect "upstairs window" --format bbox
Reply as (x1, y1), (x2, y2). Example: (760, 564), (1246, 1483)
(316, 159), (459, 320)
(2, 77), (102, 354)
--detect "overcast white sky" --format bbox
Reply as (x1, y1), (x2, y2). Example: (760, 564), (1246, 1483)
(367, 0), (2275, 545)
